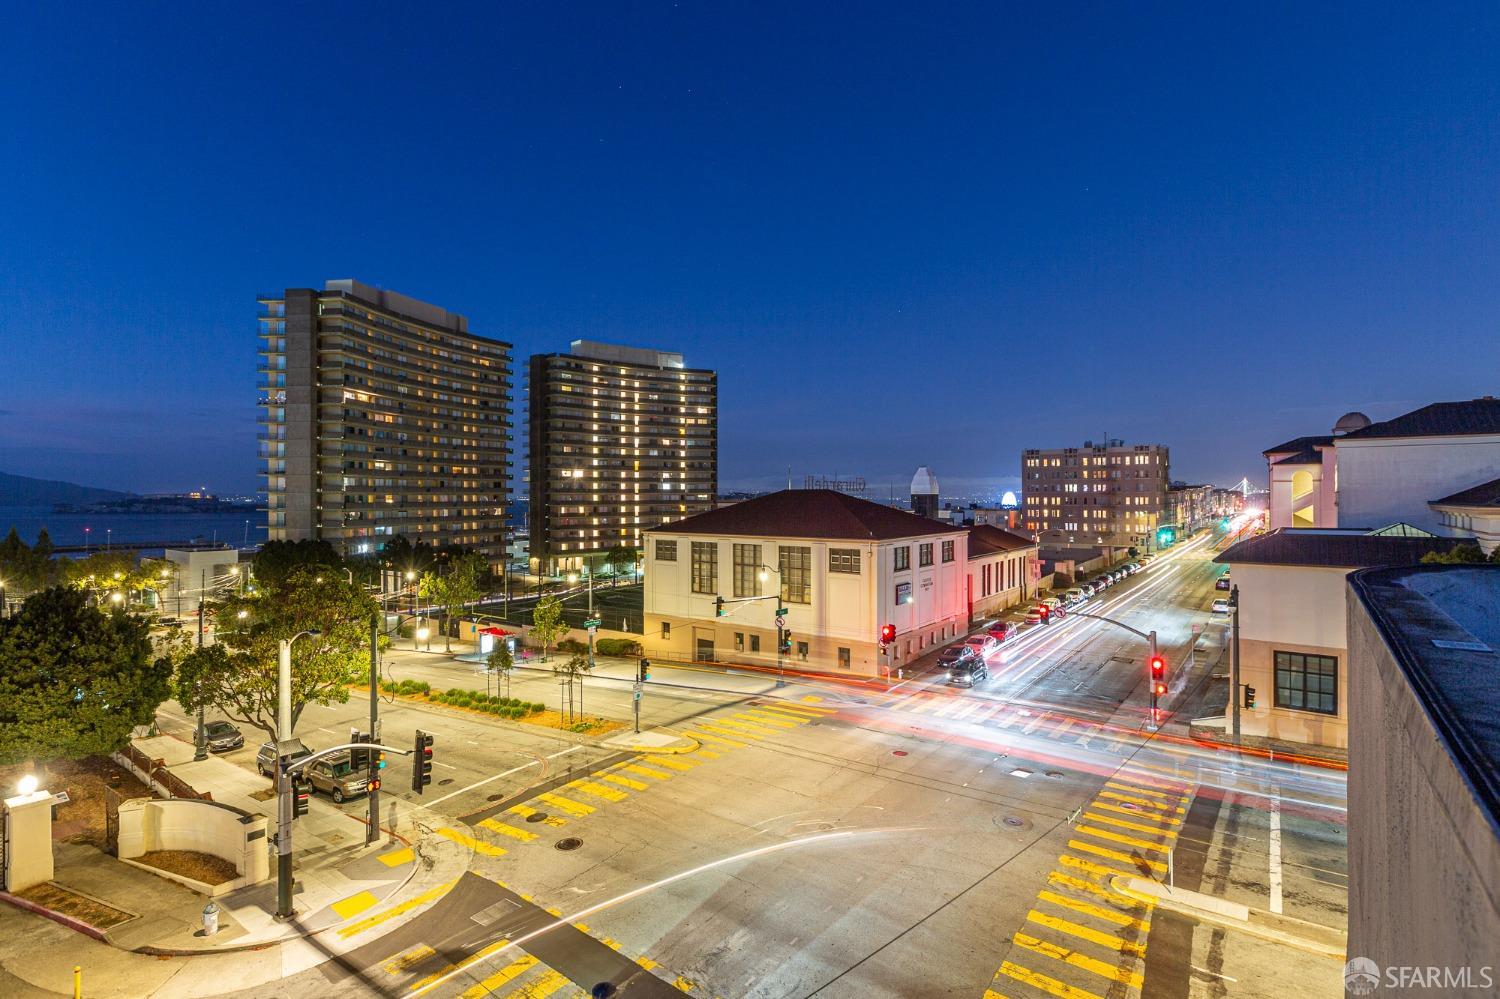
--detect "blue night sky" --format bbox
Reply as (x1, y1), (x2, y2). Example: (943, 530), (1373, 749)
(2, 3), (1498, 499)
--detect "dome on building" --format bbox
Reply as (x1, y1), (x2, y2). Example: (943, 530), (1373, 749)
(910, 466), (939, 496)
(1333, 411), (1373, 435)
(1000, 490), (1018, 509)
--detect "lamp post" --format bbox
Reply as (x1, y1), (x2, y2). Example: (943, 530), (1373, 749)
(193, 569), (208, 760)
(275, 629), (319, 920)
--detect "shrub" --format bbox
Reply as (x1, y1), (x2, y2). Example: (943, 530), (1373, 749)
(595, 638), (642, 657)
(557, 638), (588, 654)
(511, 706), (526, 718)
(530, 702), (544, 714)
(488, 703), (503, 714)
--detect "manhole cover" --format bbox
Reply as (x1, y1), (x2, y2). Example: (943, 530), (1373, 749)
(892, 750), (908, 757)
(1045, 771), (1065, 780)
(525, 812), (548, 823)
(487, 793), (504, 801)
(1003, 816), (1025, 828)
(555, 837), (583, 851)
(438, 778), (454, 786)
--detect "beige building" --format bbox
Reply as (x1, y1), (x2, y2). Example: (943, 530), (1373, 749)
(1022, 440), (1170, 556)
(1429, 476), (1500, 553)
(1215, 529), (1456, 749)
(643, 490), (968, 677)
(966, 525), (1038, 621)
(528, 340), (716, 573)
(257, 280), (513, 557)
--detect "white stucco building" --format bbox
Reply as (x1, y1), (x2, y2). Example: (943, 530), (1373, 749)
(643, 490), (968, 677)
(1429, 477), (1500, 553)
(966, 525), (1038, 621)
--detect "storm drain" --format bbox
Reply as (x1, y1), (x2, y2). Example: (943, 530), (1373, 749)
(487, 793), (505, 802)
(438, 778), (454, 786)
(1002, 816), (1025, 828)
(1045, 771), (1065, 780)
(525, 812), (548, 823)
(555, 837), (583, 851)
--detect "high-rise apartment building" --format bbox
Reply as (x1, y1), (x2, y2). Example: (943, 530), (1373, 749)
(1021, 440), (1170, 554)
(529, 340), (716, 572)
(257, 280), (513, 557)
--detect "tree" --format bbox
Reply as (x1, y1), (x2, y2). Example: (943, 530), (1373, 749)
(0, 587), (173, 764)
(485, 642), (514, 699)
(418, 551), (488, 653)
(605, 544), (639, 587)
(1421, 542), (1489, 565)
(251, 539), (343, 588)
(553, 652), (593, 723)
(63, 551), (137, 600)
(180, 568), (378, 742)
(530, 595), (566, 662)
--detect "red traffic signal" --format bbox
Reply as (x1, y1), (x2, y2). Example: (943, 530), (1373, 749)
(1149, 655), (1165, 678)
(1038, 605), (1050, 619)
(879, 623), (896, 645)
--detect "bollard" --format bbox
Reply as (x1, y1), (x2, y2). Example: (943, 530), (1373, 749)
(73, 965), (81, 999)
(202, 901), (220, 936)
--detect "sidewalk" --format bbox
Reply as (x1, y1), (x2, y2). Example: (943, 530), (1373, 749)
(0, 733), (479, 997)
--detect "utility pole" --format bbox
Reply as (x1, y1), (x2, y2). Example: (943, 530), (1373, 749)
(275, 637), (294, 920)
(194, 568), (207, 761)
(1230, 584), (1241, 747)
(367, 612), (380, 845)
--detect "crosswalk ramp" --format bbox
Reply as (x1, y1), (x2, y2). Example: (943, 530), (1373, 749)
(983, 765), (1196, 999)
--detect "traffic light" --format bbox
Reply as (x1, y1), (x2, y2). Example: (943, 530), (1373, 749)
(1149, 655), (1166, 681)
(411, 729), (434, 794)
(715, 596), (726, 617)
(638, 658), (651, 682)
(292, 778), (310, 818)
(369, 750), (386, 792)
(879, 623), (896, 646)
(1154, 681), (1167, 697)
(1244, 685), (1256, 709)
(350, 729), (369, 770)
(780, 631), (793, 654)
(1038, 605), (1050, 624)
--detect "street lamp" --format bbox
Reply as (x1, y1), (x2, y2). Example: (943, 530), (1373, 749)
(757, 564), (789, 688)
(415, 625), (431, 652)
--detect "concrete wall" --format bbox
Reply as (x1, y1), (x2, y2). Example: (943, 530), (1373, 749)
(116, 798), (269, 897)
(1346, 584), (1500, 973)
(1336, 435), (1500, 533)
(2, 791), (55, 892)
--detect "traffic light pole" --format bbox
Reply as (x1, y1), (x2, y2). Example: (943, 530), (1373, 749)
(1230, 585), (1241, 748)
(367, 612), (380, 846)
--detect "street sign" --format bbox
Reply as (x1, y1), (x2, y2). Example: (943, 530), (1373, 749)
(583, 617), (601, 630)
(633, 690), (642, 701)
(633, 681), (642, 693)
(775, 615), (785, 628)
(775, 607), (788, 617)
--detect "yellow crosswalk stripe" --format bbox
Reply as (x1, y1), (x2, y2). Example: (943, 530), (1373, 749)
(1011, 931), (1144, 989)
(537, 792), (595, 817)
(788, 699), (834, 711)
(736, 711), (797, 728)
(479, 818), (540, 842)
(507, 803), (568, 827)
(694, 748), (721, 759)
(698, 723), (762, 740)
(498, 968), (570, 997)
(1083, 811), (1179, 837)
(712, 718), (782, 735)
(983, 990), (1013, 999)
(750, 705), (814, 722)
(1058, 854), (1141, 883)
(410, 938), (512, 990)
(1075, 824), (1171, 854)
(339, 880), (455, 939)
(438, 827), (509, 857)
(378, 846), (415, 867)
(1068, 839), (1166, 873)
(459, 953), (539, 999)
(1105, 780), (1184, 802)
(647, 756), (697, 772)
(382, 943), (435, 975)
(1089, 801), (1181, 825)
(1098, 790), (1185, 813)
(691, 729), (748, 748)
(1026, 908), (1145, 957)
(673, 975), (698, 992)
(995, 960), (1105, 999)
(1038, 888), (1150, 931)
(623, 763), (672, 780)
(1046, 872), (1154, 915)
(567, 779), (629, 802)
(597, 772), (649, 791)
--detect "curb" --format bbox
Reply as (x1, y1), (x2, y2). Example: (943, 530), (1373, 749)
(1109, 876), (1346, 958)
(0, 889), (109, 943)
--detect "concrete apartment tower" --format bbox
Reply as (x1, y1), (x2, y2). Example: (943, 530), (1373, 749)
(1021, 440), (1170, 557)
(910, 466), (940, 519)
(257, 280), (513, 558)
(528, 340), (717, 574)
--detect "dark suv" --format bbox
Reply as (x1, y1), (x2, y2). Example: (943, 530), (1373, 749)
(947, 657), (989, 687)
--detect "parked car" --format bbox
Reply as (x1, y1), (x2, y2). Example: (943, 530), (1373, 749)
(1139, 554), (1156, 565)
(1215, 576), (1231, 591)
(1063, 587), (1085, 605)
(962, 634), (1002, 659)
(937, 645), (977, 668)
(303, 751), (370, 803)
(986, 621), (1014, 642)
(1024, 606), (1048, 625)
(203, 720), (244, 752)
(1126, 562), (1142, 574)
(947, 656), (989, 687)
(257, 738), (314, 779)
(1211, 598), (1231, 614)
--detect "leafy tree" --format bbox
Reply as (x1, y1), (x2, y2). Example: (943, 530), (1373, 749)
(553, 652), (593, 722)
(1421, 542), (1489, 565)
(418, 551), (489, 653)
(605, 544), (639, 587)
(63, 551), (136, 598)
(530, 595), (566, 662)
(251, 539), (343, 588)
(0, 587), (173, 764)
(179, 568), (378, 742)
(485, 642), (514, 699)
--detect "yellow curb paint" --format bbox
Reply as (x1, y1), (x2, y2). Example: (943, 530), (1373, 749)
(339, 879), (456, 939)
(378, 847), (415, 867)
(332, 890), (379, 920)
(437, 827), (509, 857)
(479, 818), (539, 842)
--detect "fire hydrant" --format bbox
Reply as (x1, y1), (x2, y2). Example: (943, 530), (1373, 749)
(202, 901), (220, 936)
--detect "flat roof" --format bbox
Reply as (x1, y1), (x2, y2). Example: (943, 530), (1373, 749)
(1217, 528), (1458, 568)
(1349, 565), (1500, 837)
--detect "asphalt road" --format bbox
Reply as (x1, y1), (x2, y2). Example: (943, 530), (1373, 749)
(161, 529), (1348, 999)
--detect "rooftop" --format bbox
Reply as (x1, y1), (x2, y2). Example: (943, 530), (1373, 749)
(1217, 528), (1459, 568)
(648, 489), (959, 541)
(1263, 434), (1334, 457)
(1339, 397), (1500, 441)
(1349, 565), (1500, 836)
(967, 524), (1037, 558)
(1432, 476), (1500, 508)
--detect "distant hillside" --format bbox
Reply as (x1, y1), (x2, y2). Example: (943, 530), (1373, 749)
(0, 471), (134, 506)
